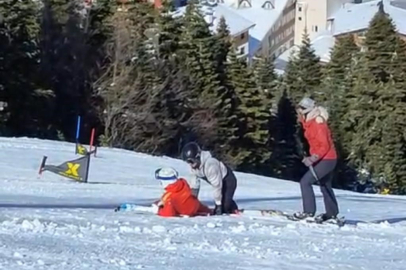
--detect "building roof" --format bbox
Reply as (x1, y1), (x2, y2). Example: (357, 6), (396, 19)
(228, 0), (289, 55)
(173, 3), (255, 37)
(311, 32), (336, 62)
(332, 0), (406, 36)
(384, 0), (406, 35)
(212, 4), (256, 36)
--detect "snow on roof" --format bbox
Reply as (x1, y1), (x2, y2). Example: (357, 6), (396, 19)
(173, 3), (255, 36)
(212, 4), (256, 36)
(311, 32), (336, 62)
(229, 0), (289, 53)
(384, 0), (406, 35)
(332, 0), (406, 36)
(332, 0), (381, 36)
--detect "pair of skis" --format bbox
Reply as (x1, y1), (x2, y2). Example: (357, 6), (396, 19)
(238, 209), (346, 227)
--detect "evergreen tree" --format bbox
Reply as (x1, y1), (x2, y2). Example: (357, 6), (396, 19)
(39, 0), (99, 140)
(321, 34), (359, 188)
(252, 55), (278, 100)
(252, 55), (279, 174)
(0, 0), (55, 137)
(320, 34), (358, 103)
(284, 30), (322, 103)
(375, 78), (406, 194)
(391, 37), (406, 86)
(155, 0), (182, 59)
(217, 51), (272, 172)
(177, 0), (225, 153)
(344, 51), (385, 191)
(364, 4), (398, 83)
(94, 3), (153, 149)
(269, 89), (305, 180)
(346, 7), (406, 194)
(223, 50), (252, 168)
(214, 16), (232, 85)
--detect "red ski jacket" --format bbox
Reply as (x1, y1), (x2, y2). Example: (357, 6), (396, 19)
(300, 107), (337, 160)
(158, 178), (211, 217)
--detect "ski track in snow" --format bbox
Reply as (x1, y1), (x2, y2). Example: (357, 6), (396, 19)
(0, 137), (405, 269)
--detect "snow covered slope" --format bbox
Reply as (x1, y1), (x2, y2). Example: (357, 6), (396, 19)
(0, 137), (405, 270)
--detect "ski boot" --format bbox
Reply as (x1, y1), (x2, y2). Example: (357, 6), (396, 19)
(314, 213), (345, 226)
(290, 212), (315, 221)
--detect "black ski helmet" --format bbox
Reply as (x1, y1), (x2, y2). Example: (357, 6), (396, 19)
(181, 142), (201, 163)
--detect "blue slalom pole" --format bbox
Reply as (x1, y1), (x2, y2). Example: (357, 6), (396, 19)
(76, 115), (81, 142)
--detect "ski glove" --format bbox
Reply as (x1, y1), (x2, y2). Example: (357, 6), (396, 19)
(302, 154), (319, 167)
(213, 204), (223, 215)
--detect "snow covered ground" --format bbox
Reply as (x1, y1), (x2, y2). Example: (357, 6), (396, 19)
(0, 137), (405, 270)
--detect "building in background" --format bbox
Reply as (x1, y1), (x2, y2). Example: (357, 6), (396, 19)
(170, 0), (296, 61)
(173, 2), (255, 58)
(330, 0), (406, 42)
(294, 0), (354, 45)
(275, 0), (406, 74)
(219, 0), (296, 59)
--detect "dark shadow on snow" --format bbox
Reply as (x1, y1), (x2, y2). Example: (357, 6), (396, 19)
(1, 194), (405, 225)
(370, 217), (406, 224)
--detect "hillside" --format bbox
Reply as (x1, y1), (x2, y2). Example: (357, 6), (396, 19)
(0, 137), (405, 270)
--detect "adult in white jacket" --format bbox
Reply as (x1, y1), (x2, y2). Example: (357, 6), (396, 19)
(181, 142), (238, 215)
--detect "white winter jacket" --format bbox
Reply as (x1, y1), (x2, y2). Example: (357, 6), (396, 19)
(189, 151), (228, 205)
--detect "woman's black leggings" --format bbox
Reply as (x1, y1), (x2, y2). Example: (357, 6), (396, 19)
(300, 159), (339, 217)
(222, 166), (238, 213)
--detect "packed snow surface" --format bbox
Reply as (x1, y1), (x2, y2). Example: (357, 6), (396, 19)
(0, 137), (405, 269)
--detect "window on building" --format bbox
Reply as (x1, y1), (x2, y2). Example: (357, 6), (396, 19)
(240, 47), (245, 55)
(288, 10), (294, 21)
(315, 25), (318, 32)
(327, 19), (333, 31)
(240, 33), (245, 39)
(238, 0), (252, 8)
(268, 35), (272, 44)
(298, 7), (302, 11)
(262, 1), (275, 9)
(298, 16), (302, 21)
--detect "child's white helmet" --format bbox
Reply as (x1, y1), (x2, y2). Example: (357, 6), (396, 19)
(155, 167), (179, 188)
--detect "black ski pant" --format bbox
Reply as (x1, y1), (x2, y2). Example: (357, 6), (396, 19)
(222, 166), (238, 213)
(300, 159), (339, 217)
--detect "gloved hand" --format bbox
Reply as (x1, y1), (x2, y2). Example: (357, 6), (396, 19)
(213, 204), (223, 215)
(302, 154), (319, 167)
(151, 203), (159, 214)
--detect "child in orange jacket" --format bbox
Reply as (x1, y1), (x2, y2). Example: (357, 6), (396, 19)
(154, 167), (211, 217)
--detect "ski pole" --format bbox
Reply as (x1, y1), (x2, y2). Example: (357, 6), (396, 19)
(310, 164), (337, 211)
(309, 165), (319, 181)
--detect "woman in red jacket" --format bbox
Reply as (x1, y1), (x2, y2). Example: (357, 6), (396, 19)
(294, 97), (339, 222)
(154, 167), (211, 217)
